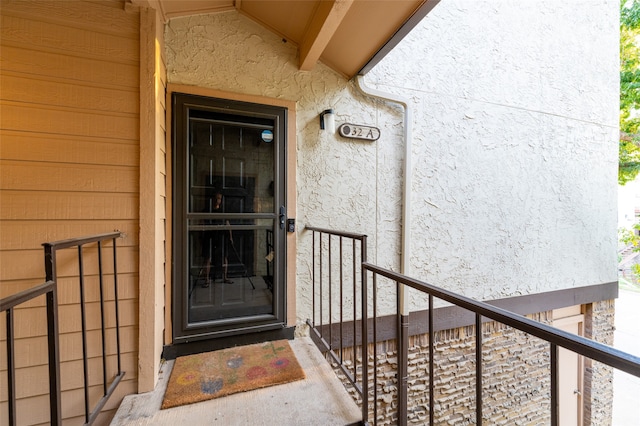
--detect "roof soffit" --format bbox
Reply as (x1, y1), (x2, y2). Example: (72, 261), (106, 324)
(153, 0), (438, 79)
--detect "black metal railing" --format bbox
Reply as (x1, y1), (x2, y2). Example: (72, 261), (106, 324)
(305, 226), (370, 422)
(1, 280), (62, 425)
(306, 226), (640, 426)
(1, 232), (125, 425)
(42, 232), (125, 425)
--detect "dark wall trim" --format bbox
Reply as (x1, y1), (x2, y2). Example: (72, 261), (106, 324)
(316, 281), (618, 348)
(357, 0), (442, 76)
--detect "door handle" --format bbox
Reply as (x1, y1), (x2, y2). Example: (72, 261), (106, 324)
(279, 206), (286, 230)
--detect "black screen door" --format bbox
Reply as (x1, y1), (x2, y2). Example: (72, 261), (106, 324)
(172, 93), (287, 341)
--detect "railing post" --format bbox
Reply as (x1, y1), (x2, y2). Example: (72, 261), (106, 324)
(339, 236), (344, 364)
(329, 235), (333, 349)
(42, 243), (62, 425)
(551, 343), (559, 426)
(428, 295), (434, 426)
(6, 308), (16, 426)
(320, 233), (323, 336)
(113, 236), (123, 375)
(78, 245), (90, 423)
(98, 241), (108, 395)
(372, 274), (378, 423)
(312, 231), (316, 327)
(475, 313), (483, 425)
(353, 239), (357, 387)
(398, 285), (409, 426)
(361, 235), (369, 424)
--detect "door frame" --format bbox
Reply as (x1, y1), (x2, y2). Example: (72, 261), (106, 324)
(165, 84), (297, 345)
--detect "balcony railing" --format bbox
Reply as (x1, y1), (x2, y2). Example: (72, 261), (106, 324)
(1, 232), (125, 425)
(305, 226), (368, 416)
(306, 226), (640, 425)
(1, 280), (61, 425)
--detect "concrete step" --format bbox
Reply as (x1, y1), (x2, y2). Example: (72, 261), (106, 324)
(110, 337), (362, 426)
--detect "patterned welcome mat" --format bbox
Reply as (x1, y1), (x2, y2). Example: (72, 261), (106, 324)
(161, 340), (305, 409)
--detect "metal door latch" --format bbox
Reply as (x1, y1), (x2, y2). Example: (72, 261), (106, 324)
(279, 206), (286, 230)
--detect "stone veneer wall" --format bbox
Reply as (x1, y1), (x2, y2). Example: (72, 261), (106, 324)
(583, 300), (616, 426)
(331, 304), (615, 425)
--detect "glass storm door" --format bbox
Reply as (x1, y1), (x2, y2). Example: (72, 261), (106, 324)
(172, 93), (287, 341)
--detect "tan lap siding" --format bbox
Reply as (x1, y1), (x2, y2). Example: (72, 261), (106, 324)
(0, 1), (140, 424)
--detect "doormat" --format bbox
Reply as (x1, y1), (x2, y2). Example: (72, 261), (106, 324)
(161, 340), (305, 409)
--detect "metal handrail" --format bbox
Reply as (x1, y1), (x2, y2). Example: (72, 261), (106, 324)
(42, 231), (125, 425)
(366, 263), (640, 377)
(365, 262), (640, 425)
(1, 281), (61, 425)
(305, 226), (369, 423)
(306, 225), (640, 426)
(305, 225), (371, 241)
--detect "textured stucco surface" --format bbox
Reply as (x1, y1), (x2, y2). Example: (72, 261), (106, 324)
(366, 0), (619, 303)
(164, 0), (619, 323)
(165, 11), (387, 324)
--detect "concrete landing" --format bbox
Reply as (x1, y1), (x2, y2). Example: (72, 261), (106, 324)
(110, 337), (362, 426)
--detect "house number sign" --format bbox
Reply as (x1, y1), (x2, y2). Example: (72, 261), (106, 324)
(338, 123), (381, 141)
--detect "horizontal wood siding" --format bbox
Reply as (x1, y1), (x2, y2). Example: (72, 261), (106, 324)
(136, 4), (167, 391)
(0, 1), (140, 424)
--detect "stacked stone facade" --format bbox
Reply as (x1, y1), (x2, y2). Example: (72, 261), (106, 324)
(332, 304), (615, 425)
(583, 300), (616, 426)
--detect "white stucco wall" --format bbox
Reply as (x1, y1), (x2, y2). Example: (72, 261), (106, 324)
(365, 0), (619, 301)
(165, 0), (619, 322)
(166, 11), (392, 322)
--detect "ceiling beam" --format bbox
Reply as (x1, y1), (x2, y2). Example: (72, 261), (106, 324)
(299, 0), (354, 71)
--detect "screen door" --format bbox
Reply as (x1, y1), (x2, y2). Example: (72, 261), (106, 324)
(172, 93), (287, 341)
